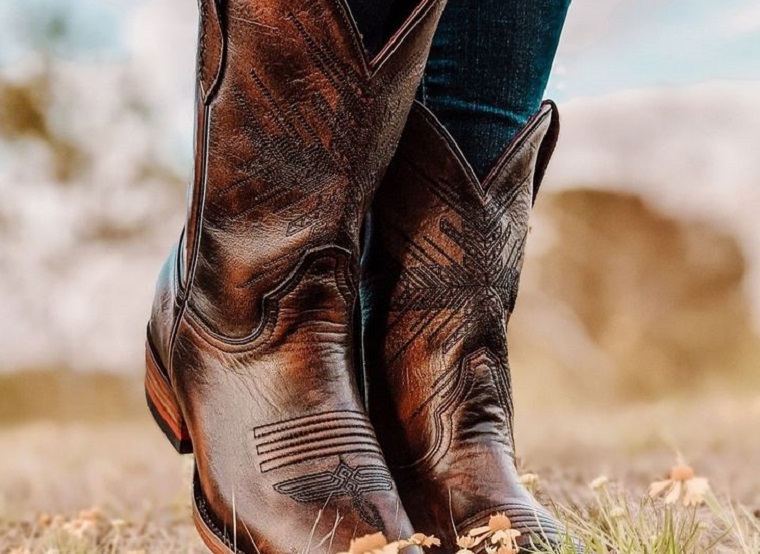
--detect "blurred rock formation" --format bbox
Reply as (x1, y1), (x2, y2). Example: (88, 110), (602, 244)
(0, 4), (757, 411)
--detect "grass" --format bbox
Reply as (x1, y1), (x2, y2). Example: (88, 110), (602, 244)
(1, 383), (758, 553)
(550, 481), (760, 554)
(3, 472), (758, 554)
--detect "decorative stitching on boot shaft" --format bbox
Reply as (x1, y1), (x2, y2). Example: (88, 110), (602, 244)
(274, 460), (393, 528)
(253, 411), (384, 472)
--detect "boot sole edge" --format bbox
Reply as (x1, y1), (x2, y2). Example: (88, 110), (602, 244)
(144, 337), (194, 454)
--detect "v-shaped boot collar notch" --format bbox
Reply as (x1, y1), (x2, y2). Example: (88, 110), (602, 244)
(346, 0), (445, 76)
(204, 0), (445, 83)
(406, 100), (560, 203)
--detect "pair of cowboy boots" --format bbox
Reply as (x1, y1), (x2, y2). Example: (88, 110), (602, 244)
(145, 0), (567, 552)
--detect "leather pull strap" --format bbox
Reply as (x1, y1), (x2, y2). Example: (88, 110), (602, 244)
(531, 100), (560, 204)
(197, 0), (225, 103)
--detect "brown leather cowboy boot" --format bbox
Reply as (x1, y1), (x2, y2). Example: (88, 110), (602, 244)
(361, 101), (575, 550)
(144, 0), (446, 552)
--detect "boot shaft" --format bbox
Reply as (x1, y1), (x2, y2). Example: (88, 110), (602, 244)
(361, 101), (559, 467)
(180, 0), (447, 341)
(144, 3), (450, 551)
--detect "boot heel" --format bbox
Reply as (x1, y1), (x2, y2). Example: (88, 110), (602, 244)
(145, 339), (193, 454)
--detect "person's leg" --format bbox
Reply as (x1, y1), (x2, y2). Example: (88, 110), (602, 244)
(343, 0), (397, 55)
(143, 0), (448, 552)
(420, 0), (571, 179)
(344, 0), (423, 56)
(361, 0), (577, 548)
(363, 99), (569, 551)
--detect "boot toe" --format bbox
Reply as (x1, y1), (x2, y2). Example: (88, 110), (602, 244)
(192, 465), (422, 554)
(457, 498), (583, 553)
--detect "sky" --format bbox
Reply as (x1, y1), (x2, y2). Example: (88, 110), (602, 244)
(547, 0), (760, 98)
(0, 0), (759, 103)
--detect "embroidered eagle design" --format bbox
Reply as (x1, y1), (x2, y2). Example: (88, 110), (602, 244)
(274, 461), (394, 527)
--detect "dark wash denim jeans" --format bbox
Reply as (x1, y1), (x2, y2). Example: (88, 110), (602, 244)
(348, 0), (571, 179)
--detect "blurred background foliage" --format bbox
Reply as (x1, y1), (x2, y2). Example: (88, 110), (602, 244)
(0, 0), (758, 423)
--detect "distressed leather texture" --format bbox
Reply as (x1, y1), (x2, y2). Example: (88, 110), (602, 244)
(147, 0), (446, 551)
(361, 101), (573, 549)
